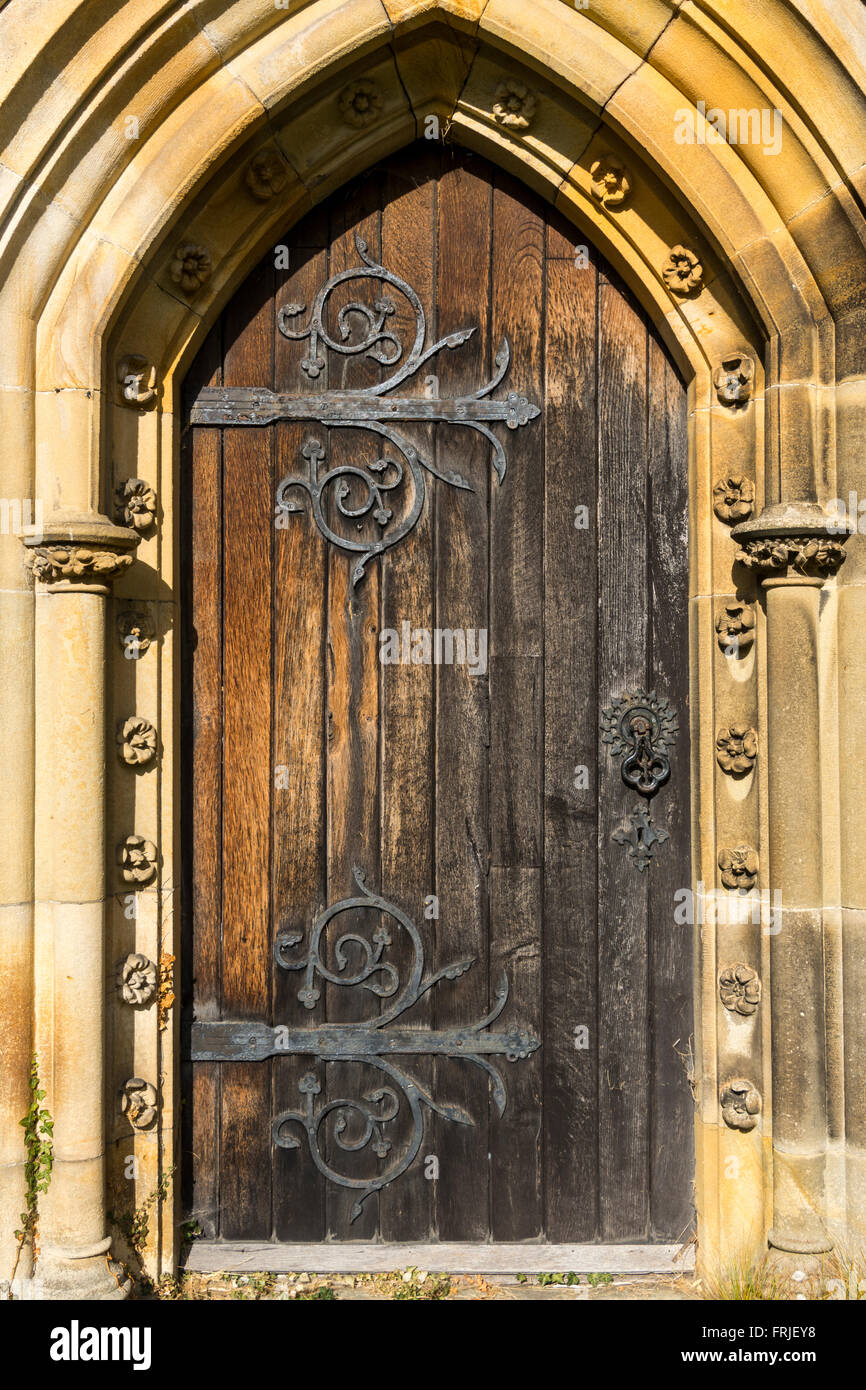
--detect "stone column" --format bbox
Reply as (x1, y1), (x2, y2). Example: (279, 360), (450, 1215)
(22, 510), (139, 1300)
(732, 503), (848, 1265)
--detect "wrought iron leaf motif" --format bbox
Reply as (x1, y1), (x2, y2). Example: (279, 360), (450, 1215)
(190, 233), (541, 585)
(612, 804), (670, 872)
(269, 867), (540, 1221)
(602, 689), (678, 869)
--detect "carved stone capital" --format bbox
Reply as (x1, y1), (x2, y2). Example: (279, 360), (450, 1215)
(732, 503), (851, 581)
(22, 509), (139, 592)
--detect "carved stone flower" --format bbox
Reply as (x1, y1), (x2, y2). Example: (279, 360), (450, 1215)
(720, 1078), (761, 1131)
(121, 1077), (158, 1130)
(117, 609), (155, 656)
(492, 78), (537, 130)
(339, 79), (383, 127)
(170, 242), (211, 296)
(713, 473), (755, 523)
(713, 352), (754, 405)
(117, 834), (158, 886)
(245, 149), (288, 202)
(719, 964), (762, 1016)
(590, 156), (631, 208)
(715, 602), (755, 653)
(662, 244), (703, 296)
(118, 952), (158, 1006)
(716, 724), (758, 776)
(116, 716), (157, 768)
(114, 478), (157, 533)
(718, 844), (759, 891)
(116, 354), (157, 406)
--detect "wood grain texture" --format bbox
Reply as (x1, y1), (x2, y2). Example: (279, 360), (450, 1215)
(182, 144), (692, 1248)
(596, 271), (650, 1241)
(542, 228), (600, 1240)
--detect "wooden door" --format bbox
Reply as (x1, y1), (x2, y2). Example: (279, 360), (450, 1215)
(181, 144), (693, 1247)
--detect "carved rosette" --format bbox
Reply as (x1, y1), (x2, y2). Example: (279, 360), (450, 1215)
(713, 473), (754, 524)
(492, 77), (537, 130)
(662, 244), (703, 296)
(719, 964), (762, 1016)
(715, 601), (755, 653)
(339, 79), (383, 127)
(22, 510), (139, 593)
(718, 844), (759, 891)
(720, 1078), (762, 1131)
(118, 953), (158, 1006)
(117, 608), (155, 656)
(116, 715), (157, 767)
(116, 354), (157, 407)
(121, 1077), (158, 1130)
(114, 478), (157, 533)
(731, 502), (851, 581)
(716, 724), (758, 776)
(117, 834), (158, 887)
(245, 149), (288, 201)
(713, 352), (755, 405)
(590, 155), (631, 208)
(170, 242), (211, 296)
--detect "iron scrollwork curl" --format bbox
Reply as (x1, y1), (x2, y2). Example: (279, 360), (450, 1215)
(191, 234), (542, 585)
(267, 866), (539, 1220)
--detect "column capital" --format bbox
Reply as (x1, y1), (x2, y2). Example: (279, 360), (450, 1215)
(21, 509), (140, 593)
(731, 502), (851, 584)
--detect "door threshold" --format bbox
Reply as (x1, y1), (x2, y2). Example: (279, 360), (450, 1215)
(184, 1241), (694, 1276)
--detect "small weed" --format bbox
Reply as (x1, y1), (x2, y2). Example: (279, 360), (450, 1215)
(538, 1271), (580, 1286)
(587, 1271), (613, 1288)
(11, 1056), (54, 1284)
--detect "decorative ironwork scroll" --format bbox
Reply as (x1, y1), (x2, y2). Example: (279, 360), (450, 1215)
(189, 867), (539, 1221)
(601, 689), (678, 870)
(189, 234), (541, 585)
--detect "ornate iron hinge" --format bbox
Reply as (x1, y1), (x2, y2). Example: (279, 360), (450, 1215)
(189, 867), (539, 1220)
(601, 689), (678, 871)
(189, 234), (541, 584)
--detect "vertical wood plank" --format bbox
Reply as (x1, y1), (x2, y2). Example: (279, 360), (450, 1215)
(219, 257), (274, 1240)
(488, 170), (546, 1240)
(543, 223), (600, 1241)
(597, 271), (650, 1241)
(324, 178), (383, 1239)
(183, 320), (222, 1238)
(378, 151), (438, 1241)
(647, 339), (694, 1241)
(433, 153), (492, 1241)
(272, 206), (331, 1241)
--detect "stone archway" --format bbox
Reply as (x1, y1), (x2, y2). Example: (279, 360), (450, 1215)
(1, 0), (864, 1297)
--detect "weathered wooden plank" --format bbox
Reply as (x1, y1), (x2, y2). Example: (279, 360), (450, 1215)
(186, 1240), (695, 1274)
(433, 153), (492, 1241)
(377, 152), (437, 1242)
(219, 255), (274, 1239)
(324, 182), (383, 1239)
(272, 206), (330, 1242)
(597, 271), (650, 1241)
(183, 319), (223, 1237)
(647, 337), (694, 1241)
(542, 225), (600, 1241)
